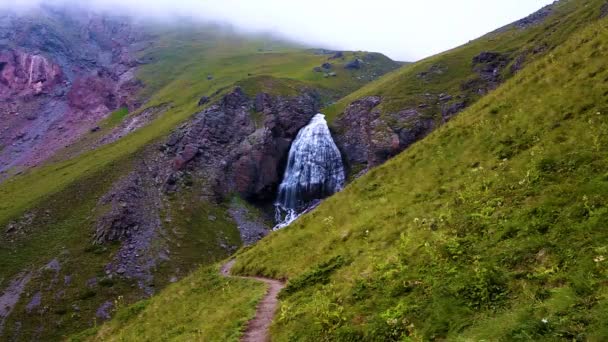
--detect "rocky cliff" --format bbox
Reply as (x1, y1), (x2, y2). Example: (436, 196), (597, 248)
(92, 86), (319, 295)
(0, 7), (148, 175)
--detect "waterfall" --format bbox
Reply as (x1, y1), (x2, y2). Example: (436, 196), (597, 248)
(274, 113), (345, 229)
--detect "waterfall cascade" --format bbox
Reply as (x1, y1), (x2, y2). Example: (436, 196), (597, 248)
(274, 114), (345, 229)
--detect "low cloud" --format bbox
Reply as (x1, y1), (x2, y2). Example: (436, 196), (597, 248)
(7, 0), (553, 61)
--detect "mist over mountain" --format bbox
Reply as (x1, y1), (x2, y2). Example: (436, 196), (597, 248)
(7, 0), (554, 60)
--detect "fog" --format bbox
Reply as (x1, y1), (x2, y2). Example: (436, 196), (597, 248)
(8, 0), (555, 61)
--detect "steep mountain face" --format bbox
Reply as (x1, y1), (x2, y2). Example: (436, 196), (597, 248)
(328, 0), (602, 174)
(0, 7), (147, 176)
(163, 87), (321, 202)
(89, 87), (321, 294)
(0, 5), (402, 340)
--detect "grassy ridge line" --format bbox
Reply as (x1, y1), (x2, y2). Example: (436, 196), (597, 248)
(230, 16), (608, 340)
(322, 0), (600, 123)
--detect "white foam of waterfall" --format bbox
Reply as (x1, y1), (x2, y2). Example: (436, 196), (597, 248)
(274, 113), (345, 229)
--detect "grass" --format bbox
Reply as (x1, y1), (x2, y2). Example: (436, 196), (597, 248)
(73, 264), (267, 342)
(228, 12), (608, 341)
(106, 107), (129, 126)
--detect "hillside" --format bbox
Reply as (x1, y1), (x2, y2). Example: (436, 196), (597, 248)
(233, 8), (608, 340)
(328, 0), (604, 175)
(0, 7), (400, 341)
(91, 0), (608, 341)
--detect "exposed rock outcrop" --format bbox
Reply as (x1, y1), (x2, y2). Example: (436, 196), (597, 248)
(602, 2), (608, 19)
(344, 59), (362, 70)
(334, 96), (437, 170)
(161, 87), (320, 202)
(461, 51), (511, 95)
(94, 173), (156, 244)
(88, 88), (320, 296)
(94, 169), (165, 295)
(513, 3), (554, 29)
(0, 7), (150, 176)
(0, 50), (62, 98)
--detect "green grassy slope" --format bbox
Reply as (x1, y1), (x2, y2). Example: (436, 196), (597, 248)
(228, 14), (608, 341)
(323, 0), (601, 123)
(0, 24), (398, 340)
(72, 265), (266, 342)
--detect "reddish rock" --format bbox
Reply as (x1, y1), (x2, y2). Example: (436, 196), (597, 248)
(0, 7), (149, 175)
(67, 75), (114, 111)
(0, 50), (62, 98)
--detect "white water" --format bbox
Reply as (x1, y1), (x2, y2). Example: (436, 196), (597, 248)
(274, 114), (345, 229)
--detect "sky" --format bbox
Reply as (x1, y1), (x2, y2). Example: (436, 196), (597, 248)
(8, 0), (555, 61)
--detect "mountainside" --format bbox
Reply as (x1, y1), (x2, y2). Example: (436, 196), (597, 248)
(87, 0), (608, 341)
(328, 0), (601, 175)
(0, 6), (401, 341)
(0, 6), (148, 176)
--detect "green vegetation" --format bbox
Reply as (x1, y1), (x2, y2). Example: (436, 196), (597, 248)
(230, 15), (608, 340)
(86, 2), (608, 341)
(107, 107), (129, 126)
(9, 0), (608, 340)
(76, 265), (266, 342)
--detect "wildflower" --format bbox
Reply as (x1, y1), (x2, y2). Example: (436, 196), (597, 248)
(594, 255), (605, 263)
(541, 318), (548, 324)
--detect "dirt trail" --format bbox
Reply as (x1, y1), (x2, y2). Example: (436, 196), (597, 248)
(221, 260), (285, 342)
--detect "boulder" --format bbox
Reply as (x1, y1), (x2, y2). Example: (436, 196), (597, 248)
(602, 2), (608, 18)
(197, 96), (209, 106)
(329, 51), (344, 59)
(344, 59), (362, 70)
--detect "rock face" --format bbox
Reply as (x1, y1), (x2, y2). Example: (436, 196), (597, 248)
(512, 3), (554, 29)
(0, 7), (149, 176)
(94, 170), (164, 295)
(95, 173), (156, 244)
(601, 2), (608, 19)
(461, 51), (511, 95)
(335, 96), (436, 169)
(344, 59), (362, 70)
(88, 88), (320, 295)
(334, 51), (512, 173)
(162, 87), (320, 202)
(0, 50), (62, 98)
